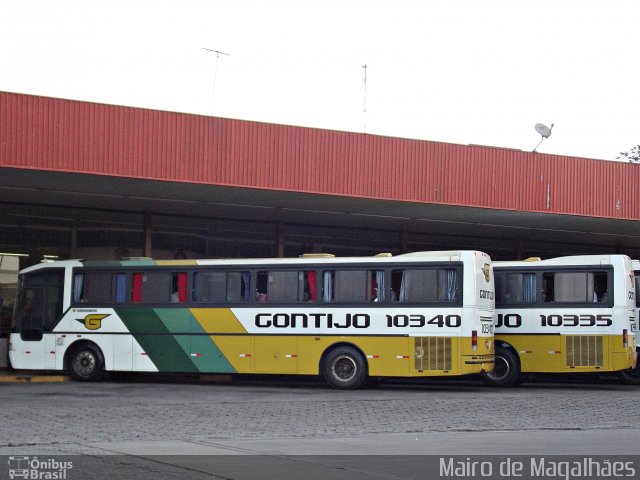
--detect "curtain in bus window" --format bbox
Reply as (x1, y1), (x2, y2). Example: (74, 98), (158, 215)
(268, 271), (299, 302)
(403, 269), (439, 302)
(522, 273), (536, 303)
(399, 271), (408, 302)
(323, 271), (333, 302)
(334, 270), (368, 302)
(192, 272), (201, 302)
(306, 271), (317, 302)
(225, 272), (240, 302)
(506, 274), (523, 303)
(132, 273), (142, 303)
(115, 273), (127, 303)
(375, 270), (385, 302)
(241, 272), (251, 301)
(73, 273), (83, 303)
(555, 272), (592, 302)
(445, 269), (456, 302)
(177, 272), (188, 303)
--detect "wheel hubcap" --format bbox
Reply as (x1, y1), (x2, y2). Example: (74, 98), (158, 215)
(74, 351), (96, 376)
(488, 355), (509, 380)
(332, 355), (357, 381)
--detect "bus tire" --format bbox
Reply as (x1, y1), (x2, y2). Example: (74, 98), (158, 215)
(67, 343), (105, 381)
(618, 367), (640, 385)
(482, 347), (520, 387)
(322, 346), (367, 390)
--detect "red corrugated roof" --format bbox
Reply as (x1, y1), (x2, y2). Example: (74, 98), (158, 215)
(1, 91), (638, 220)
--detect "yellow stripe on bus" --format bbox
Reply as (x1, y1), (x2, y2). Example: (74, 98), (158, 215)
(190, 308), (248, 334)
(155, 260), (198, 266)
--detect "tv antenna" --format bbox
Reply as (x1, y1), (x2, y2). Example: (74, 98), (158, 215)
(202, 48), (231, 114)
(532, 122), (554, 153)
(362, 64), (367, 133)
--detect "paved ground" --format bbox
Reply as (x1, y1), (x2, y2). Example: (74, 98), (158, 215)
(1, 375), (638, 479)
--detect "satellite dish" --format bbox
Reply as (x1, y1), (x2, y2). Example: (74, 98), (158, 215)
(532, 122), (554, 152)
(535, 123), (553, 139)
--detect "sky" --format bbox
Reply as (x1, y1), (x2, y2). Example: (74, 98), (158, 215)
(1, 0), (638, 161)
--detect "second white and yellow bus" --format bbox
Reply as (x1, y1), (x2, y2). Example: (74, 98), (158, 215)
(483, 254), (637, 386)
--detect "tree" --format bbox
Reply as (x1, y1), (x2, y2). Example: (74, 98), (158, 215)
(617, 145), (640, 163)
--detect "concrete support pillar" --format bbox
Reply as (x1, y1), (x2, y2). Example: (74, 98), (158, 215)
(399, 230), (408, 254)
(69, 228), (77, 259)
(515, 238), (524, 260)
(143, 212), (152, 258)
(276, 221), (284, 258)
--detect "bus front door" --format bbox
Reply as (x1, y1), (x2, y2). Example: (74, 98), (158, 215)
(15, 286), (57, 369)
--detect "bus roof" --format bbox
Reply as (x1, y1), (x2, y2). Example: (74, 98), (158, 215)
(494, 254), (631, 269)
(19, 250), (489, 273)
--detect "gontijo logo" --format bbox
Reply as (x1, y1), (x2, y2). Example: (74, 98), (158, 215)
(75, 314), (109, 330)
(482, 263), (491, 283)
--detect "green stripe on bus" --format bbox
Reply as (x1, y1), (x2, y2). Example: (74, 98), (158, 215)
(116, 308), (197, 372)
(153, 308), (236, 373)
(82, 259), (157, 268)
(117, 308), (236, 374)
(153, 308), (194, 334)
(189, 313), (236, 373)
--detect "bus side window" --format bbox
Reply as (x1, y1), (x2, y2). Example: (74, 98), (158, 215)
(546, 271), (607, 303)
(256, 271), (301, 303)
(498, 273), (536, 305)
(333, 270), (368, 303)
(556, 272), (591, 303)
(193, 271), (250, 303)
(74, 271), (128, 304)
(131, 272), (172, 303)
(391, 268), (456, 303)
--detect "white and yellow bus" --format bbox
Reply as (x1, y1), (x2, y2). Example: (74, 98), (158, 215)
(483, 255), (637, 387)
(9, 251), (494, 389)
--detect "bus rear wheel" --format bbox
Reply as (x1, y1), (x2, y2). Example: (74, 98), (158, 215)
(618, 367), (640, 385)
(482, 347), (520, 387)
(323, 346), (367, 390)
(68, 343), (104, 381)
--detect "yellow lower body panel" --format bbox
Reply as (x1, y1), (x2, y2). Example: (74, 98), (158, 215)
(211, 335), (494, 377)
(496, 334), (636, 373)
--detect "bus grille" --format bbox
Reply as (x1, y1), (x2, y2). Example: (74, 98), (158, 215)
(565, 335), (603, 367)
(415, 337), (452, 371)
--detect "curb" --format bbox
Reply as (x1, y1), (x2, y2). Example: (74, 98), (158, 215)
(0, 373), (69, 383)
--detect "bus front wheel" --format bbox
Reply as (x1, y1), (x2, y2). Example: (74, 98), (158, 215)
(482, 347), (520, 387)
(322, 346), (367, 390)
(68, 343), (105, 381)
